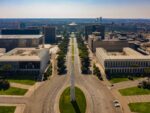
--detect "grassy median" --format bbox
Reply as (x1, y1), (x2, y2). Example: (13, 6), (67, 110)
(59, 87), (86, 113)
(0, 106), (16, 113)
(129, 102), (150, 113)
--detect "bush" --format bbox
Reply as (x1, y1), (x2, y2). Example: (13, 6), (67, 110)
(138, 80), (150, 89)
(0, 80), (10, 90)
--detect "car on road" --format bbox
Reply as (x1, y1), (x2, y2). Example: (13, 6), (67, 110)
(113, 99), (121, 107)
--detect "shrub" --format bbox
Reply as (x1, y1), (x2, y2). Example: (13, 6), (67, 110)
(0, 80), (10, 90)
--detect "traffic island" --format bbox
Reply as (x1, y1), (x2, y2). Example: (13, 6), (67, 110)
(59, 87), (86, 113)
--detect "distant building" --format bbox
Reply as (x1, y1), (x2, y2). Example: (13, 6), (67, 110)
(19, 23), (26, 29)
(96, 47), (150, 76)
(85, 24), (105, 40)
(88, 34), (130, 52)
(0, 35), (43, 51)
(43, 26), (56, 44)
(0, 48), (50, 78)
(1, 29), (40, 35)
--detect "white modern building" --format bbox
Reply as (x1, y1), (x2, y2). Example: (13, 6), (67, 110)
(96, 47), (150, 75)
(0, 48), (49, 77)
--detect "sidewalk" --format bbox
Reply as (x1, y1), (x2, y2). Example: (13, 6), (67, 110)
(10, 83), (31, 89)
(113, 78), (146, 90)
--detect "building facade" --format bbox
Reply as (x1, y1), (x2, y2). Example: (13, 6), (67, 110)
(1, 29), (40, 35)
(43, 26), (56, 44)
(0, 48), (50, 78)
(96, 47), (150, 76)
(85, 24), (105, 40)
(88, 35), (130, 52)
(0, 35), (43, 51)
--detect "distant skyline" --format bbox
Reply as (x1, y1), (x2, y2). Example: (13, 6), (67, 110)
(0, 0), (150, 18)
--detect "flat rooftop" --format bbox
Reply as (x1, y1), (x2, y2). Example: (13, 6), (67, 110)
(97, 47), (150, 60)
(0, 48), (48, 61)
(0, 35), (43, 39)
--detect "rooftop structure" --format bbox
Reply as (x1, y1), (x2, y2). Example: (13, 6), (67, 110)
(0, 35), (43, 39)
(0, 48), (47, 61)
(0, 35), (43, 51)
(0, 48), (6, 56)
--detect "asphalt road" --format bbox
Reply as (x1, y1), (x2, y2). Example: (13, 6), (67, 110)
(72, 36), (118, 113)
(23, 33), (119, 113)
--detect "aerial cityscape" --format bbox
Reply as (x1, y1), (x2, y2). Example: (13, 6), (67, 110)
(0, 0), (150, 113)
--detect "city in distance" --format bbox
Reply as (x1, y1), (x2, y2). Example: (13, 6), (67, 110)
(0, 0), (150, 113)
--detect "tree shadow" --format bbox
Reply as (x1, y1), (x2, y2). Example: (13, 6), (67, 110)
(71, 101), (81, 113)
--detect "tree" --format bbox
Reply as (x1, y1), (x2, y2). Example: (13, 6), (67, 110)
(93, 64), (102, 80)
(0, 80), (10, 90)
(0, 64), (12, 78)
(144, 68), (150, 83)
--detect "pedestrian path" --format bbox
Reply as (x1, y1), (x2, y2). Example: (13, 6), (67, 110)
(125, 95), (150, 103)
(10, 83), (31, 89)
(113, 78), (146, 90)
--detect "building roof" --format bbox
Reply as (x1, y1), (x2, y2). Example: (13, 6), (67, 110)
(0, 48), (48, 61)
(96, 47), (150, 60)
(0, 35), (43, 39)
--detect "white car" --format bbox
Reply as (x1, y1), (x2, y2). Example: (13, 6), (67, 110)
(114, 103), (121, 107)
(113, 100), (121, 107)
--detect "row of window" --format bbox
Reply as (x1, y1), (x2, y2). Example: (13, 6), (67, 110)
(107, 68), (145, 73)
(105, 61), (150, 67)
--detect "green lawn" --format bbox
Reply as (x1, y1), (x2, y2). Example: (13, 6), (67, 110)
(110, 77), (142, 83)
(59, 87), (86, 113)
(0, 106), (16, 113)
(129, 102), (150, 113)
(8, 79), (35, 85)
(7, 75), (36, 85)
(110, 78), (129, 83)
(0, 87), (27, 95)
(119, 87), (150, 96)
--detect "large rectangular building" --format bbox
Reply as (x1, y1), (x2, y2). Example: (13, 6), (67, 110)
(88, 35), (130, 52)
(1, 29), (41, 35)
(0, 35), (43, 51)
(96, 47), (150, 76)
(0, 48), (50, 77)
(43, 26), (56, 44)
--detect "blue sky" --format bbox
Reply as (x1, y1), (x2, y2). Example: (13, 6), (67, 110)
(0, 0), (150, 18)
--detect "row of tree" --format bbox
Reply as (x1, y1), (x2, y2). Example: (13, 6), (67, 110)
(57, 37), (69, 75)
(93, 64), (103, 80)
(77, 37), (90, 74)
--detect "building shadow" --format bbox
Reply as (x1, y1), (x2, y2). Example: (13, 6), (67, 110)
(71, 101), (81, 113)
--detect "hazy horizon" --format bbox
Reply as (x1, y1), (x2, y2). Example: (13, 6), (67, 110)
(0, 0), (150, 18)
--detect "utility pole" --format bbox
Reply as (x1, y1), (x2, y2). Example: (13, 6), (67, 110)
(70, 34), (76, 102)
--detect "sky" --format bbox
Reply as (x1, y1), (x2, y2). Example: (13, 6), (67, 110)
(0, 0), (150, 18)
